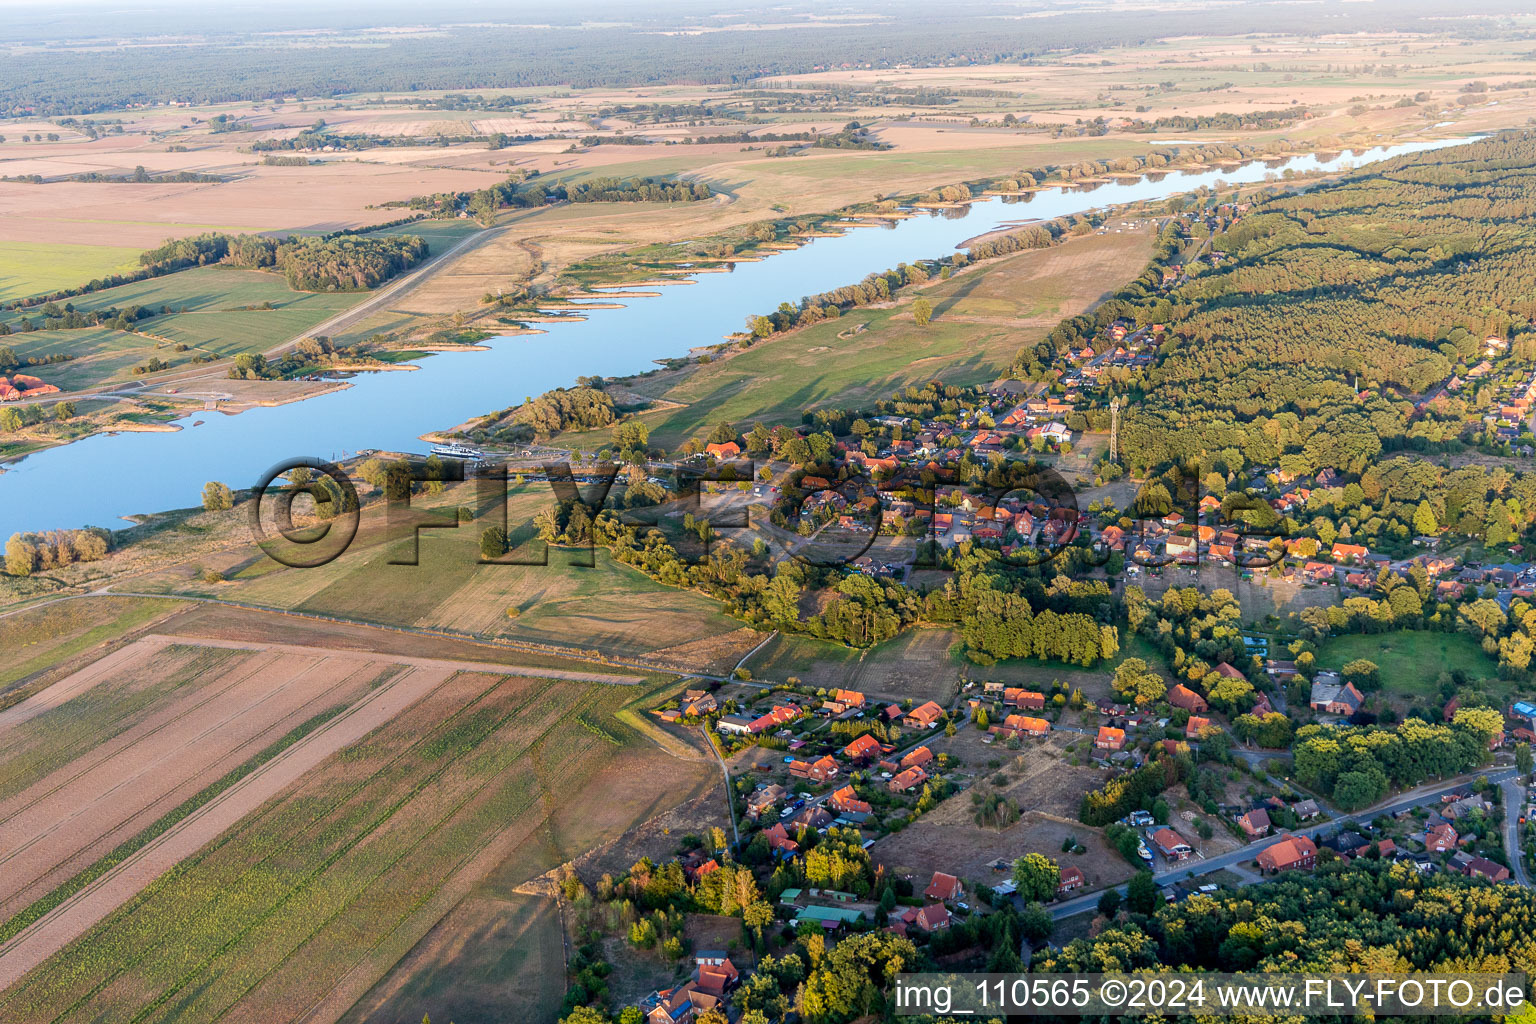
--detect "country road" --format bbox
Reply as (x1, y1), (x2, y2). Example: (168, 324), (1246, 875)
(256, 222), (506, 358)
(1504, 776), (1531, 886)
(1050, 766), (1521, 920)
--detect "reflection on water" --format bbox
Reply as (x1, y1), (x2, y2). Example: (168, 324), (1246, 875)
(0, 136), (1477, 536)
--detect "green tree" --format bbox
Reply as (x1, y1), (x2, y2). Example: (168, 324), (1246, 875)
(5, 533), (37, 577)
(1125, 870), (1158, 915)
(480, 526), (508, 559)
(1012, 852), (1061, 903)
(1413, 500), (1438, 535)
(202, 481), (234, 511)
(912, 297), (933, 326)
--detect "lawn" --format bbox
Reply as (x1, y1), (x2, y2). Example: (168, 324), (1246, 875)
(0, 241), (142, 304)
(1312, 631), (1499, 696)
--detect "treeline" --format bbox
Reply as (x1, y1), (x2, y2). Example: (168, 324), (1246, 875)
(741, 218), (1062, 341)
(1080, 755), (1185, 826)
(133, 231), (430, 292)
(69, 166), (222, 184)
(3, 3), (1453, 114)
(1125, 105), (1311, 133)
(5, 528), (110, 576)
(1040, 859), (1536, 975)
(397, 172), (711, 224)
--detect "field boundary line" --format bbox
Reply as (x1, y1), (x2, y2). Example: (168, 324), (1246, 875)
(0, 662), (456, 992)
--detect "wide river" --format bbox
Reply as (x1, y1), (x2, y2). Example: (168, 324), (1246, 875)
(0, 136), (1475, 537)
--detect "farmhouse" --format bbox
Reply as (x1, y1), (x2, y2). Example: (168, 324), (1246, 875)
(1309, 678), (1364, 716)
(749, 705), (801, 734)
(641, 983), (722, 1024)
(715, 714), (754, 735)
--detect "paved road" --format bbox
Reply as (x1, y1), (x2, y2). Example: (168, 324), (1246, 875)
(257, 222), (508, 359)
(1504, 776), (1531, 886)
(1050, 766), (1520, 920)
(5, 222), (505, 410)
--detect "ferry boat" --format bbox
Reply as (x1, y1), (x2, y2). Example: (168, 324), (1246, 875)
(430, 443), (484, 460)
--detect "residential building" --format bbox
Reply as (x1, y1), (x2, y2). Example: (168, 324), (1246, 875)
(1238, 808), (1271, 838)
(828, 786), (872, 815)
(842, 733), (882, 762)
(924, 872), (963, 901)
(1095, 726), (1126, 751)
(888, 766), (929, 793)
(905, 701), (946, 729)
(1256, 836), (1317, 873)
(789, 755), (839, 784)
(1167, 684), (1207, 713)
(1151, 827), (1192, 861)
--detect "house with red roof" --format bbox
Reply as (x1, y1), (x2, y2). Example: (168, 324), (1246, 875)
(1167, 684), (1207, 713)
(888, 766), (929, 793)
(1095, 726), (1126, 751)
(842, 733), (882, 762)
(900, 745), (935, 770)
(905, 701), (945, 729)
(789, 755), (838, 784)
(828, 786), (872, 815)
(1256, 835), (1316, 873)
(924, 872), (962, 901)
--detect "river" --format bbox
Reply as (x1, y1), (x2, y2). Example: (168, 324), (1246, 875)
(0, 136), (1475, 537)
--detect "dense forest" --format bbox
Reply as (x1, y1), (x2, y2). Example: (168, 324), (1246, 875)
(1040, 859), (1536, 979)
(1106, 134), (1536, 477)
(1, 0), (1525, 114)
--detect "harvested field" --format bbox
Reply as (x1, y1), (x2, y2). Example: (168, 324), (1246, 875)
(0, 619), (713, 1024)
